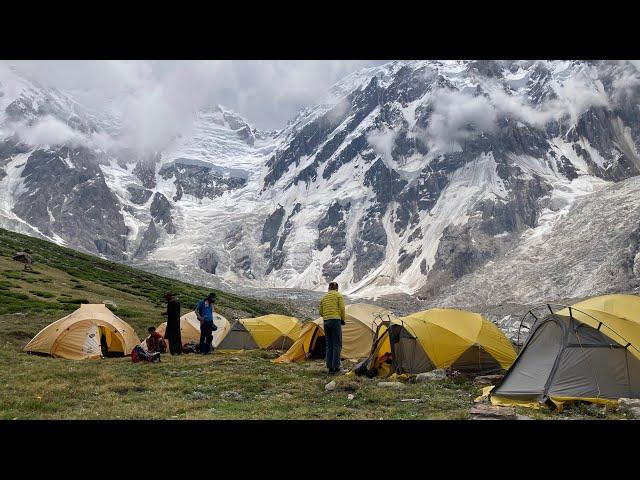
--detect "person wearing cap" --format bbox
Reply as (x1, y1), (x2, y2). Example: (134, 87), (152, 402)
(162, 292), (182, 355)
(319, 281), (346, 374)
(195, 292), (218, 355)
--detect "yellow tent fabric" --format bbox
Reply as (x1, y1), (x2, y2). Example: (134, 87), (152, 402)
(217, 314), (301, 350)
(24, 304), (141, 360)
(557, 294), (640, 359)
(156, 311), (230, 347)
(397, 308), (516, 371)
(558, 294), (640, 323)
(273, 321), (320, 363)
(237, 314), (301, 349)
(274, 303), (392, 363)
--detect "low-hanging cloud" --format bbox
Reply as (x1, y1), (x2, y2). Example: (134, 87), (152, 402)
(426, 88), (498, 154)
(367, 127), (398, 163)
(10, 116), (86, 147)
(8, 115), (116, 151)
(422, 64), (615, 155)
(5, 60), (384, 153)
(3, 60), (638, 158)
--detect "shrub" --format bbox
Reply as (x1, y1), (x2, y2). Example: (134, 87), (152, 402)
(58, 298), (89, 305)
(30, 291), (55, 298)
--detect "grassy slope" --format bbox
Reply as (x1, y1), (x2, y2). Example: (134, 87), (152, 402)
(0, 228), (626, 420)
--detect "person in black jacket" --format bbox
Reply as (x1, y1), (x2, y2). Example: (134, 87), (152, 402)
(162, 292), (182, 355)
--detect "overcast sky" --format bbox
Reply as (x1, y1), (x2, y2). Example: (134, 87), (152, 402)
(6, 60), (387, 131)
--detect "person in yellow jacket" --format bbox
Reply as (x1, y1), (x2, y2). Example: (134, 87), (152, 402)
(319, 281), (346, 374)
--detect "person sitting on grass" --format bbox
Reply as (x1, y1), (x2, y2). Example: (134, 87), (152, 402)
(145, 326), (167, 354)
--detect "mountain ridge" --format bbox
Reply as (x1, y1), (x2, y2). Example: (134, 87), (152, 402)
(1, 60), (639, 301)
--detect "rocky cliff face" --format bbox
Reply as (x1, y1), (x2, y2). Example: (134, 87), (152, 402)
(1, 60), (639, 302)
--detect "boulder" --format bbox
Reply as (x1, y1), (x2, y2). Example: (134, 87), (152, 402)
(415, 369), (447, 382)
(220, 391), (243, 401)
(618, 397), (640, 414)
(377, 381), (405, 389)
(325, 380), (336, 391)
(628, 407), (640, 420)
(474, 374), (504, 387)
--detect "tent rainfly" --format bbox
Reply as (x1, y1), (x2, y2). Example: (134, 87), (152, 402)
(156, 311), (230, 348)
(217, 314), (301, 350)
(24, 303), (141, 360)
(486, 294), (640, 410)
(355, 308), (516, 377)
(274, 304), (392, 363)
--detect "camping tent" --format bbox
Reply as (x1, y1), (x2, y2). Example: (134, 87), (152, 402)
(156, 311), (230, 348)
(274, 303), (392, 363)
(355, 308), (516, 377)
(217, 314), (301, 350)
(24, 303), (141, 360)
(488, 294), (640, 409)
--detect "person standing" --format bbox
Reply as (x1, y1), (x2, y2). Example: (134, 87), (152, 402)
(162, 292), (182, 355)
(195, 292), (218, 355)
(319, 282), (346, 374)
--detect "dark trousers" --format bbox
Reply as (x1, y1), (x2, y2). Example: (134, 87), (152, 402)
(200, 322), (214, 354)
(324, 319), (342, 372)
(167, 335), (182, 355)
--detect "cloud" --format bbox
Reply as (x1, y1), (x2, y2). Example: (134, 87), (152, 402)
(425, 88), (498, 154)
(367, 127), (398, 162)
(6, 115), (117, 152)
(421, 66), (613, 155)
(10, 116), (85, 147)
(610, 61), (640, 103)
(3, 60), (633, 157)
(5, 60), (384, 151)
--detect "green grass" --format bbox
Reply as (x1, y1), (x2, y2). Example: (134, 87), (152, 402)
(29, 291), (55, 298)
(0, 227), (628, 420)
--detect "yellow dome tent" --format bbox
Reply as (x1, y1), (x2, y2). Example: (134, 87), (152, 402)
(24, 303), (141, 360)
(217, 314), (301, 350)
(274, 303), (393, 363)
(156, 311), (230, 348)
(487, 294), (640, 410)
(355, 308), (517, 377)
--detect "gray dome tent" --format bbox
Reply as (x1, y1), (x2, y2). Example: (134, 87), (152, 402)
(487, 295), (640, 410)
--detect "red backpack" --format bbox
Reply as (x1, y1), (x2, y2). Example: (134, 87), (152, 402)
(131, 346), (141, 362)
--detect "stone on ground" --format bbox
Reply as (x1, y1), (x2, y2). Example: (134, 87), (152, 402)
(378, 381), (405, 389)
(325, 380), (336, 391)
(220, 391), (243, 401)
(473, 374), (504, 387)
(415, 369), (447, 382)
(469, 404), (528, 420)
(618, 397), (640, 414)
(627, 407), (640, 419)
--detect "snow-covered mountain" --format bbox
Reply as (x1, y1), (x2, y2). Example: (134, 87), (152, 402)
(1, 60), (640, 302)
